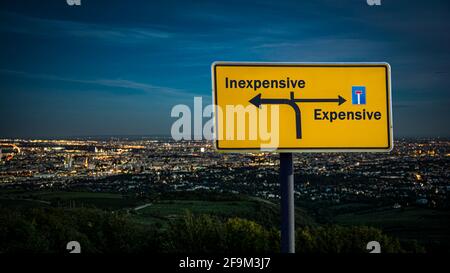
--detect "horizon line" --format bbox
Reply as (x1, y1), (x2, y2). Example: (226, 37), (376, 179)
(0, 135), (449, 141)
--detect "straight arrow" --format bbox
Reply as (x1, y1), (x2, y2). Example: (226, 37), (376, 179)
(249, 93), (346, 108)
(293, 96), (346, 105)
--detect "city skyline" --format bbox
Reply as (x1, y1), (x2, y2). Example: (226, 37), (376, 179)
(1, 0), (449, 138)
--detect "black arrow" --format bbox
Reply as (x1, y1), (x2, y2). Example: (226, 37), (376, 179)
(248, 92), (347, 139)
(249, 93), (346, 108)
(294, 96), (346, 105)
(249, 94), (288, 108)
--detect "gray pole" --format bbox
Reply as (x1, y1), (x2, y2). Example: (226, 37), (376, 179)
(280, 152), (295, 253)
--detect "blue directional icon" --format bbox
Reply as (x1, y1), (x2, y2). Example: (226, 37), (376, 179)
(352, 86), (366, 105)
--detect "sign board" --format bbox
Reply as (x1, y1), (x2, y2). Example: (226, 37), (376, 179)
(212, 62), (393, 152)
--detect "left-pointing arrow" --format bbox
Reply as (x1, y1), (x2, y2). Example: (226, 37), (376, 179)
(248, 93), (262, 108)
(249, 94), (291, 108)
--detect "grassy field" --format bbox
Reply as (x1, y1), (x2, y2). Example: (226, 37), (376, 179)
(137, 200), (256, 216)
(132, 197), (317, 228)
(0, 197), (50, 208)
(130, 199), (257, 226)
(0, 190), (140, 209)
(333, 206), (450, 247)
(0, 189), (317, 228)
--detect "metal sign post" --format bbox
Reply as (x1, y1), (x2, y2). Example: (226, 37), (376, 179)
(280, 153), (295, 253)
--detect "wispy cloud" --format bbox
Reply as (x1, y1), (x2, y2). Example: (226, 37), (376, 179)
(252, 37), (388, 61)
(0, 12), (172, 44)
(0, 69), (193, 97)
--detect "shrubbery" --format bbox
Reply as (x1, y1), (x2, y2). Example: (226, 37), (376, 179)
(296, 225), (404, 253)
(0, 207), (422, 253)
(164, 212), (279, 253)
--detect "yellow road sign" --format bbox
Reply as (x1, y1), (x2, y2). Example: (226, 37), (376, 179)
(212, 62), (393, 152)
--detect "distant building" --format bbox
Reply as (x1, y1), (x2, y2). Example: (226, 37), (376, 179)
(416, 198), (428, 205)
(0, 145), (20, 161)
(64, 155), (73, 169)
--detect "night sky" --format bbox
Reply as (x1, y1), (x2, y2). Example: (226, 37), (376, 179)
(0, 0), (449, 138)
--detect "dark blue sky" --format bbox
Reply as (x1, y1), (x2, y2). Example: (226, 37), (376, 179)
(0, 0), (449, 138)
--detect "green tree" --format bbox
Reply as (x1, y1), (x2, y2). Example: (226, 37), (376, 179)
(295, 225), (406, 253)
